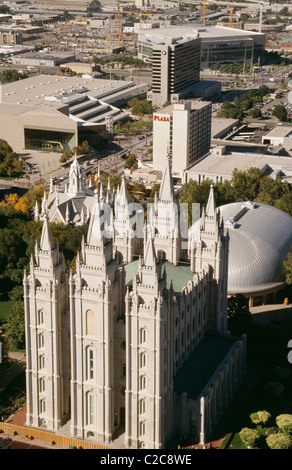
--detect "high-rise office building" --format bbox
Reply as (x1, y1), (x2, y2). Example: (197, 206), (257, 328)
(150, 37), (201, 106)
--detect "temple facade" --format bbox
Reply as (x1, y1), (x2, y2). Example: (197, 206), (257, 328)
(24, 159), (246, 449)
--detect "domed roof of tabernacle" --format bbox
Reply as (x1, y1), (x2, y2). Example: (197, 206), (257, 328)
(190, 201), (292, 297)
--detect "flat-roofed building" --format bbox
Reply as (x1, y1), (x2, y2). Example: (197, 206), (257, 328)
(0, 30), (22, 45)
(184, 145), (292, 184)
(0, 74), (148, 153)
(150, 35), (201, 106)
(138, 24), (266, 69)
(153, 100), (212, 178)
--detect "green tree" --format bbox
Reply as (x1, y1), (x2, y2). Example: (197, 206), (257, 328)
(250, 410), (271, 427)
(275, 192), (292, 216)
(248, 108), (262, 119)
(263, 382), (285, 399)
(239, 428), (261, 448)
(284, 249), (292, 285)
(125, 154), (138, 169)
(231, 167), (263, 202)
(5, 301), (25, 351)
(276, 414), (292, 434)
(227, 294), (253, 335)
(0, 327), (9, 366)
(0, 69), (27, 84)
(272, 366), (292, 381)
(272, 105), (287, 122)
(266, 433), (292, 450)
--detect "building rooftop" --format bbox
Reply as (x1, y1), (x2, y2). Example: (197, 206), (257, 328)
(190, 201), (292, 297)
(263, 125), (292, 139)
(173, 336), (236, 400)
(211, 117), (239, 139)
(0, 74), (148, 125)
(186, 147), (292, 180)
(124, 260), (195, 295)
(139, 24), (265, 43)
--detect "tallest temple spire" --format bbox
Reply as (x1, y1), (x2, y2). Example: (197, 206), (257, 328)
(40, 214), (54, 251)
(159, 156), (174, 203)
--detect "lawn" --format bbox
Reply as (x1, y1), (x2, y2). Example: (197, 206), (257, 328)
(0, 301), (13, 325)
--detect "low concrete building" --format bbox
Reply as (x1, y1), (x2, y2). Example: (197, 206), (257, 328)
(12, 51), (76, 67)
(184, 145), (292, 184)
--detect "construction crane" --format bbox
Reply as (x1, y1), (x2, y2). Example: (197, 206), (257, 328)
(202, 0), (206, 26)
(227, 4), (234, 28)
(116, 1), (153, 45)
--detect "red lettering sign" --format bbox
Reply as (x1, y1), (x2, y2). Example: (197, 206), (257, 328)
(153, 115), (170, 122)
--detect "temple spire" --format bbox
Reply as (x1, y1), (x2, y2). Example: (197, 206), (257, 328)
(144, 228), (156, 267)
(40, 215), (54, 251)
(159, 156), (174, 203)
(206, 183), (216, 217)
(87, 197), (104, 246)
(119, 174), (129, 206)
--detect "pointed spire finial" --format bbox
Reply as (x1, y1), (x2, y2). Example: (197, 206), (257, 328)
(40, 214), (54, 251)
(144, 227), (156, 267)
(159, 156), (174, 203)
(206, 182), (216, 217)
(87, 199), (104, 246)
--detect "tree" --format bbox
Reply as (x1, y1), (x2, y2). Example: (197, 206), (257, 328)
(5, 302), (25, 351)
(0, 193), (30, 216)
(266, 433), (292, 450)
(0, 69), (27, 84)
(231, 167), (263, 202)
(250, 410), (271, 427)
(125, 154), (138, 169)
(0, 139), (24, 178)
(284, 249), (292, 285)
(248, 108), (262, 119)
(26, 185), (46, 209)
(272, 366), (292, 381)
(275, 191), (292, 216)
(259, 85), (271, 97)
(239, 428), (261, 448)
(0, 327), (9, 366)
(272, 105), (287, 122)
(263, 382), (285, 398)
(227, 294), (253, 335)
(276, 414), (292, 434)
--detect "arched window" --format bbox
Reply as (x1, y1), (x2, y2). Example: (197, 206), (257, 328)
(38, 333), (45, 349)
(86, 347), (95, 381)
(139, 399), (146, 415)
(37, 309), (44, 325)
(38, 354), (45, 370)
(139, 352), (146, 368)
(39, 398), (46, 414)
(139, 327), (146, 344)
(86, 392), (95, 426)
(139, 375), (146, 390)
(139, 421), (146, 437)
(86, 309), (95, 336)
(39, 377), (45, 393)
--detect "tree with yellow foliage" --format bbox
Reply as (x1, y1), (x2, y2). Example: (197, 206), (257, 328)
(0, 193), (30, 216)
